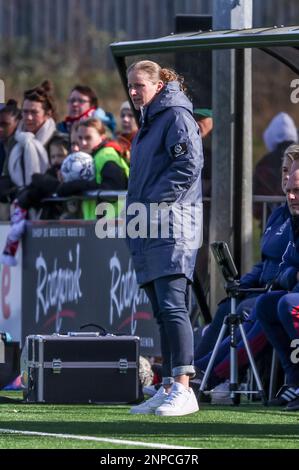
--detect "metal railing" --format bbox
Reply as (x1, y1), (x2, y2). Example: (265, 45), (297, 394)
(41, 192), (285, 228)
(252, 195), (285, 230)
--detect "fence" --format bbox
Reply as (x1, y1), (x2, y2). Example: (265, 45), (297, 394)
(0, 0), (299, 67)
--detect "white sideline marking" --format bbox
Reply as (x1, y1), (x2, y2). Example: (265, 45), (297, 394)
(0, 428), (197, 449)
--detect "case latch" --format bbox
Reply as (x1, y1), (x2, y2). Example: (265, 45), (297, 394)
(52, 359), (62, 374)
(119, 358), (128, 373)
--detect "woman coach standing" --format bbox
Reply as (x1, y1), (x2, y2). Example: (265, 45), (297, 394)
(126, 60), (203, 416)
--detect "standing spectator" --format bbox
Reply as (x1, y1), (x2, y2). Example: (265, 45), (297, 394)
(126, 60), (203, 417)
(0, 132), (69, 266)
(253, 112), (298, 222)
(8, 81), (56, 189)
(57, 85), (98, 134)
(0, 100), (22, 219)
(57, 85), (116, 137)
(116, 100), (138, 164)
(0, 100), (22, 176)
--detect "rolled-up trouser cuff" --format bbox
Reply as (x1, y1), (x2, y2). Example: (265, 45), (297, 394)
(172, 365), (196, 378)
(162, 377), (175, 386)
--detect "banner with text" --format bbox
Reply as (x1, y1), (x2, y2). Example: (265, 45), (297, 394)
(22, 221), (160, 355)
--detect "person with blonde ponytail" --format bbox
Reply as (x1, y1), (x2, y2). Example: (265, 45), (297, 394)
(127, 60), (203, 417)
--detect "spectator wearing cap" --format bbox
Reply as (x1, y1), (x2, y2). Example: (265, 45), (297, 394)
(253, 112), (298, 223)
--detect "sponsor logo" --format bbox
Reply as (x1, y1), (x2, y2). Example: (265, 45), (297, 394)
(109, 253), (150, 335)
(35, 244), (82, 332)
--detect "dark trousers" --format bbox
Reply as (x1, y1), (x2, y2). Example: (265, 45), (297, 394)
(256, 291), (299, 385)
(144, 274), (195, 383)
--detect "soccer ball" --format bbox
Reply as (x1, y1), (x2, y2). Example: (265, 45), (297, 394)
(61, 151), (95, 182)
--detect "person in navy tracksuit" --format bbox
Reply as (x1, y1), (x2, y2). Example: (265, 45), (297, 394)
(127, 60), (203, 417)
(256, 167), (299, 409)
(195, 202), (290, 381)
(194, 147), (295, 383)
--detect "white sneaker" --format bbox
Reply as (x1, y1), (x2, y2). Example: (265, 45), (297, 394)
(210, 380), (231, 404)
(155, 382), (199, 416)
(130, 386), (168, 414)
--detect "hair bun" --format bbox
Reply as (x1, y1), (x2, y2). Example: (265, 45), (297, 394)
(6, 98), (18, 107)
(40, 80), (53, 94)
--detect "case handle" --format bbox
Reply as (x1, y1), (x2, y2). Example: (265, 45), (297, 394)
(79, 323), (108, 336)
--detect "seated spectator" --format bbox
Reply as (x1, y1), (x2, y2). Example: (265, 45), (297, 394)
(57, 118), (129, 220)
(253, 112), (298, 223)
(116, 100), (138, 164)
(0, 99), (22, 219)
(193, 144), (298, 397)
(255, 168), (299, 409)
(8, 81), (57, 190)
(0, 132), (69, 265)
(57, 85), (116, 136)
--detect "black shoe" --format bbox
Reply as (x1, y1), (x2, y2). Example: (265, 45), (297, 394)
(268, 385), (299, 406)
(284, 395), (299, 411)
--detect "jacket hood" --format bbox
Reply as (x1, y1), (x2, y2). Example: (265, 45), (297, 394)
(145, 81), (193, 120)
(263, 112), (298, 152)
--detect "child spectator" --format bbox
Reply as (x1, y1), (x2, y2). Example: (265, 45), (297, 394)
(70, 122), (80, 152)
(116, 101), (138, 164)
(57, 118), (129, 220)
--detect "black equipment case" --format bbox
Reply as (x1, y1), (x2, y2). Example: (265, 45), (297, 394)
(24, 333), (140, 403)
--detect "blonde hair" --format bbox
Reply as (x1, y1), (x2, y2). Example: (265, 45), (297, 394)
(284, 144), (299, 162)
(127, 60), (186, 91)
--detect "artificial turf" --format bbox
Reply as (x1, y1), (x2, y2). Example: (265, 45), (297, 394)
(0, 392), (299, 449)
